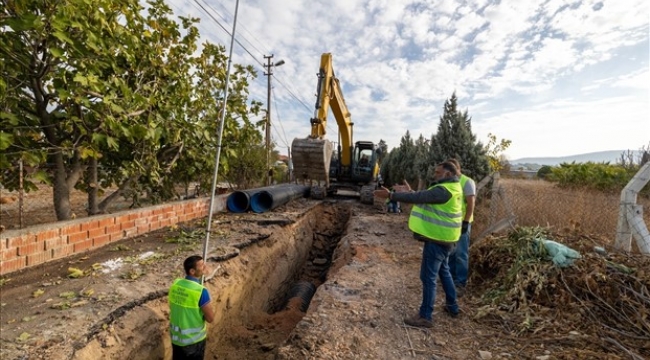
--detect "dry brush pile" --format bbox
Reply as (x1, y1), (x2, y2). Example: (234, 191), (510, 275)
(469, 227), (649, 359)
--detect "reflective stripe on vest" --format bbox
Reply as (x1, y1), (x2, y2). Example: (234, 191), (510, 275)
(408, 181), (463, 242)
(459, 174), (474, 223)
(169, 278), (207, 346)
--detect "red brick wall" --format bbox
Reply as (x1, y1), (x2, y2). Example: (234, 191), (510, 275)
(0, 196), (227, 276)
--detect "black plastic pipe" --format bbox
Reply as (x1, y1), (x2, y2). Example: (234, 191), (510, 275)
(249, 184), (310, 213)
(226, 184), (298, 213)
(285, 281), (316, 312)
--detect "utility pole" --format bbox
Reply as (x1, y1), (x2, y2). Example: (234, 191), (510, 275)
(263, 54), (285, 186)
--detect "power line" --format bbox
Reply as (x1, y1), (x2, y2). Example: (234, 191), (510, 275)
(271, 86), (289, 148)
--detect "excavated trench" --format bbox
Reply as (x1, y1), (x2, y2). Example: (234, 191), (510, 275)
(71, 201), (352, 360)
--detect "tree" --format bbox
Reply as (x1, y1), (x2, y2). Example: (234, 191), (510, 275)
(485, 133), (512, 172)
(1, 0), (263, 218)
(428, 93), (490, 181)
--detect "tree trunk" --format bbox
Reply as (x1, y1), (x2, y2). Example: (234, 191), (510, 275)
(98, 175), (138, 213)
(87, 157), (100, 215)
(52, 152), (73, 221)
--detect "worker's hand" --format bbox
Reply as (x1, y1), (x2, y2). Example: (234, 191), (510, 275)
(461, 221), (469, 234)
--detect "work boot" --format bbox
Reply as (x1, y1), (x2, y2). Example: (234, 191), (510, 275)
(444, 306), (459, 318)
(404, 314), (433, 328)
(455, 285), (466, 298)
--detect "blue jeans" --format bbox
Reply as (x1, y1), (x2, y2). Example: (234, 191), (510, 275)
(449, 223), (471, 287)
(387, 201), (399, 213)
(419, 241), (458, 321)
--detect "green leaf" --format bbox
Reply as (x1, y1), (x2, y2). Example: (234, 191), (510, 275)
(6, 14), (39, 31)
(0, 132), (13, 150)
(106, 136), (119, 150)
(53, 30), (74, 45)
(50, 47), (65, 58)
(73, 74), (88, 86)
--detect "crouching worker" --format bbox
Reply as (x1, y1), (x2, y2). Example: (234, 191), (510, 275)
(169, 255), (215, 360)
(386, 188), (401, 213)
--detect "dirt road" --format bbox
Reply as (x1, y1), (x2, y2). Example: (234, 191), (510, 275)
(0, 198), (642, 359)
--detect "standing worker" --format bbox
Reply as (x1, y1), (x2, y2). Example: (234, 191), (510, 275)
(169, 255), (215, 360)
(446, 158), (476, 296)
(375, 161), (463, 328)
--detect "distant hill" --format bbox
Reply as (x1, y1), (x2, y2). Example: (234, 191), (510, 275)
(510, 150), (638, 167)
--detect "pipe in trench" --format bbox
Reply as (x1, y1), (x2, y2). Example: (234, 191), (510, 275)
(285, 280), (316, 312)
(249, 184), (310, 213)
(226, 184), (300, 213)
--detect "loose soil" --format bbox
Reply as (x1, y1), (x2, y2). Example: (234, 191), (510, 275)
(0, 196), (645, 360)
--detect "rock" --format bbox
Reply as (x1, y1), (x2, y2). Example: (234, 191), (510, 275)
(536, 356), (550, 360)
(434, 339), (447, 346)
(313, 258), (328, 265)
(260, 343), (275, 351)
(479, 350), (493, 359)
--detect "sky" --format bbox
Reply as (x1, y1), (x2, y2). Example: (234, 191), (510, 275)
(166, 0), (649, 160)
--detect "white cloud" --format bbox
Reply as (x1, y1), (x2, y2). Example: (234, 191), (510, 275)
(164, 0), (649, 159)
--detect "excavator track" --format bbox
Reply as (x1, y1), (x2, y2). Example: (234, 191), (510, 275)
(291, 138), (333, 185)
(359, 184), (376, 204)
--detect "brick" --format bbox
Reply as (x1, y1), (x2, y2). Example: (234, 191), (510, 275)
(106, 224), (121, 235)
(120, 221), (136, 230)
(1, 238), (8, 250)
(36, 229), (60, 242)
(26, 251), (52, 266)
(128, 213), (140, 221)
(44, 236), (66, 250)
(160, 219), (172, 228)
(163, 211), (174, 219)
(73, 239), (93, 253)
(88, 227), (105, 239)
(93, 235), (111, 247)
(114, 215), (130, 223)
(68, 232), (88, 244)
(61, 224), (82, 235)
(18, 242), (44, 256)
(52, 244), (75, 260)
(0, 257), (26, 276)
(110, 232), (124, 242)
(81, 220), (100, 231)
(1, 247), (18, 261)
(135, 218), (149, 227)
(152, 208), (164, 216)
(149, 221), (162, 231)
(99, 218), (115, 227)
(137, 224), (150, 234)
(8, 234), (36, 248)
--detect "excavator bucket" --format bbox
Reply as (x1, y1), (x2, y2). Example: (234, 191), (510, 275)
(291, 137), (333, 186)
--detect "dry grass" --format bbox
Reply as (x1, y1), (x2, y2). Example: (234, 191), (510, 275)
(473, 178), (650, 248)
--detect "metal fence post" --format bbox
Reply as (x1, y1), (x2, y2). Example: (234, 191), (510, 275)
(19, 160), (24, 229)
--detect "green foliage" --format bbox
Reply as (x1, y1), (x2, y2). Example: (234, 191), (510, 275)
(380, 94), (491, 187)
(547, 162), (645, 194)
(428, 93), (491, 181)
(485, 133), (512, 172)
(536, 165), (553, 179)
(1, 0), (263, 218)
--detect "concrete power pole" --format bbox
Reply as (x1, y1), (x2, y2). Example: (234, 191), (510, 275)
(264, 55), (273, 186)
(263, 55), (285, 186)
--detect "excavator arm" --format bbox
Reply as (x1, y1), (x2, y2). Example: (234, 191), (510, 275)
(309, 53), (353, 166)
(292, 53), (354, 185)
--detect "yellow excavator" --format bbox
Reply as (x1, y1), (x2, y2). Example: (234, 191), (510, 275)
(291, 53), (381, 204)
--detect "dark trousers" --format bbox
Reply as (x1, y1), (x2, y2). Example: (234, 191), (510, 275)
(172, 339), (206, 360)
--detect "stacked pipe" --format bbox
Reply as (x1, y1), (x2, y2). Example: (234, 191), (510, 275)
(250, 184), (310, 213)
(226, 184), (310, 213)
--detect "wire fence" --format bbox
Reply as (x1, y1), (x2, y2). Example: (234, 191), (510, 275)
(0, 162), (210, 230)
(472, 176), (650, 250)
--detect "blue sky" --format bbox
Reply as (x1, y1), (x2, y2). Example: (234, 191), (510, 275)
(167, 0), (649, 160)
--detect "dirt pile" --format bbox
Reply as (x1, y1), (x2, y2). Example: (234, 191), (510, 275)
(471, 227), (650, 359)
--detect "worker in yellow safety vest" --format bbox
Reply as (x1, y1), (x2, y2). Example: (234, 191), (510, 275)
(169, 255), (215, 360)
(374, 161), (463, 328)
